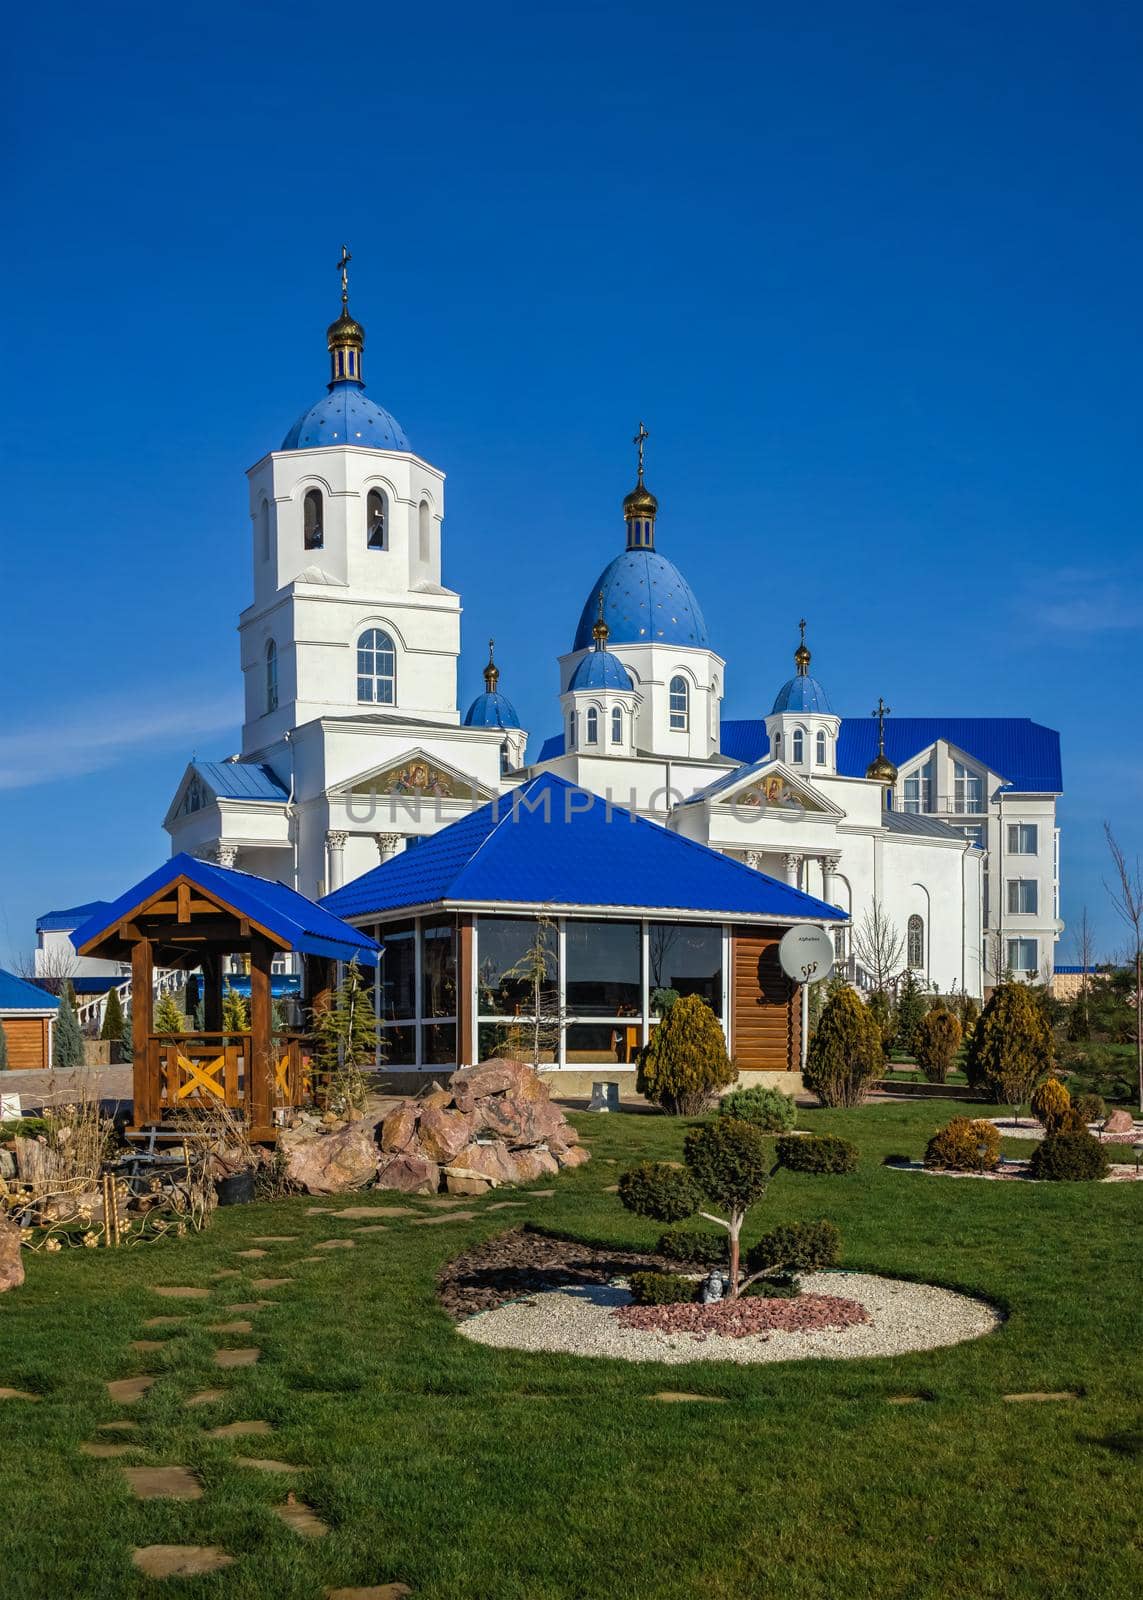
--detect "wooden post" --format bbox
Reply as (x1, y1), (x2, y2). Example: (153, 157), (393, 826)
(201, 952), (223, 1033)
(131, 938), (155, 1125)
(457, 915), (475, 1067)
(248, 935), (274, 1137)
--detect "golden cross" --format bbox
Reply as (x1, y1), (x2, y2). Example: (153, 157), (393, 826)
(798, 618), (807, 646)
(871, 696), (891, 753)
(633, 421), (649, 481)
(336, 244), (352, 307)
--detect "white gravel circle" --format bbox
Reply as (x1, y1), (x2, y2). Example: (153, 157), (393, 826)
(457, 1271), (1002, 1366)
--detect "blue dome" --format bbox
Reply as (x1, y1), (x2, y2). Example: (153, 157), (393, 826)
(463, 690), (521, 730)
(568, 650), (634, 693)
(281, 381), (409, 452)
(771, 675), (833, 714)
(572, 550), (710, 651)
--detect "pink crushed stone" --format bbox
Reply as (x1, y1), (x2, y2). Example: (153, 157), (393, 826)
(615, 1292), (870, 1341)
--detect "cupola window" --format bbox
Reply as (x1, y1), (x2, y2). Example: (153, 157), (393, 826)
(669, 676), (689, 732)
(259, 499), (272, 562)
(265, 639), (278, 713)
(816, 730), (827, 765)
(792, 729), (804, 764)
(418, 500), (431, 564)
(367, 489), (388, 550)
(586, 708), (599, 745)
(611, 706), (623, 745)
(357, 628), (396, 705)
(568, 712), (576, 749)
(303, 489), (324, 550)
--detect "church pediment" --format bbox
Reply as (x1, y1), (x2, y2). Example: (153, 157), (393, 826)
(708, 761), (841, 818)
(333, 749), (495, 803)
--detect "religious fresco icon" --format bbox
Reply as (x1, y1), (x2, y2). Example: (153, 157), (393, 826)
(351, 755), (485, 801)
(729, 774), (822, 813)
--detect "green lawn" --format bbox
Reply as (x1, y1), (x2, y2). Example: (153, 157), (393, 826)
(1, 1100), (1139, 1600)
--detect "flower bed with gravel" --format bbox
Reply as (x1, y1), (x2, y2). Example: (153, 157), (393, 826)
(616, 1291), (868, 1340)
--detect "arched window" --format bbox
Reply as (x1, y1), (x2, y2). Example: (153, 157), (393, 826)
(568, 712), (576, 749)
(710, 677), (720, 738)
(265, 639), (278, 713)
(792, 728), (804, 763)
(356, 628), (396, 705)
(259, 499), (271, 563)
(303, 489), (324, 550)
(586, 707), (599, 744)
(367, 489), (387, 550)
(773, 731), (782, 755)
(418, 500), (431, 563)
(907, 914), (924, 970)
(816, 730), (827, 765)
(669, 675), (689, 731)
(611, 706), (623, 745)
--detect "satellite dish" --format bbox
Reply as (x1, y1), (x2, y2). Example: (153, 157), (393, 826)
(778, 924), (835, 985)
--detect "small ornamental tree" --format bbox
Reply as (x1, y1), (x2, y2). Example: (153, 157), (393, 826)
(965, 981), (1053, 1106)
(637, 993), (737, 1115)
(914, 1006), (963, 1084)
(1030, 1075), (1071, 1134)
(154, 992), (187, 1036)
(311, 959), (381, 1116)
(222, 987), (250, 1036)
(894, 970), (927, 1058)
(867, 989), (894, 1060)
(53, 986), (85, 1067)
(804, 987), (882, 1107)
(100, 985), (125, 1044)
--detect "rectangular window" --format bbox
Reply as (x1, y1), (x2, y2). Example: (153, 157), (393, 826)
(1007, 823), (1039, 855)
(902, 758), (934, 814)
(564, 920), (641, 1017)
(421, 919), (457, 1018)
(648, 922), (723, 1014)
(565, 1021), (641, 1065)
(377, 921), (416, 1020)
(953, 761), (984, 814)
(1007, 879), (1039, 915)
(1007, 937), (1038, 974)
(379, 1022), (416, 1065)
(476, 916), (557, 1017)
(961, 824), (985, 849)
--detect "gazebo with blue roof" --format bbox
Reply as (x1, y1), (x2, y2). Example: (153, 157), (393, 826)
(323, 772), (845, 1090)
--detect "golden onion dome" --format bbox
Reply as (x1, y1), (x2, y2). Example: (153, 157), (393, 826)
(866, 752), (899, 785)
(327, 310), (365, 348)
(623, 480), (658, 520)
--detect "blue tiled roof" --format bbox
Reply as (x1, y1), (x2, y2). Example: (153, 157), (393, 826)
(193, 761), (289, 802)
(568, 650), (634, 693)
(572, 550), (710, 650)
(537, 733), (566, 762)
(771, 675), (834, 715)
(322, 773), (845, 924)
(281, 381), (409, 452)
(463, 691), (522, 730)
(36, 900), (113, 933)
(720, 717), (1062, 793)
(0, 969), (59, 1013)
(74, 855), (380, 966)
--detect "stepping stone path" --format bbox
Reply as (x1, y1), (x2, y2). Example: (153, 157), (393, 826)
(185, 1389), (228, 1407)
(107, 1376), (156, 1403)
(252, 1277), (292, 1290)
(419, 1197), (469, 1209)
(227, 1301), (275, 1313)
(207, 1320), (254, 1334)
(275, 1493), (328, 1537)
(130, 1340), (166, 1353)
(211, 1269), (241, 1279)
(486, 1202), (525, 1212)
(296, 1257), (326, 1264)
(251, 1235), (298, 1243)
(650, 1392), (727, 1404)
(332, 1206), (411, 1220)
(214, 1347), (261, 1369)
(410, 1211), (476, 1226)
(317, 1238), (356, 1250)
(207, 1419), (273, 1438)
(1003, 1391), (1079, 1402)
(235, 1249), (268, 1260)
(888, 1395), (927, 1405)
(528, 1189), (556, 1197)
(326, 1587), (413, 1600)
(603, 1185), (619, 1193)
(81, 1441), (137, 1458)
(153, 1285), (210, 1299)
(143, 1316), (184, 1328)
(0, 1387), (39, 1402)
(353, 1225), (388, 1234)
(97, 1419), (140, 1432)
(133, 1546), (234, 1578)
(306, 1207), (335, 1215)
(235, 1457), (296, 1473)
(123, 1465), (203, 1500)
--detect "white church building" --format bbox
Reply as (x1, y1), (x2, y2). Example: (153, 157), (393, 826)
(161, 268), (1064, 1009)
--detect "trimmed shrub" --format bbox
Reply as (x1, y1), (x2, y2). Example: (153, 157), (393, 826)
(894, 971), (928, 1057)
(775, 1133), (858, 1175)
(1029, 1130), (1110, 1182)
(154, 992), (187, 1036)
(657, 1227), (727, 1266)
(1072, 1092), (1107, 1125)
(744, 1219), (841, 1277)
(1031, 1076), (1071, 1134)
(965, 982), (1054, 1105)
(924, 1116), (1001, 1172)
(867, 990), (894, 1059)
(718, 1084), (796, 1132)
(804, 988), (883, 1107)
(914, 1006), (963, 1084)
(683, 1119), (774, 1214)
(100, 986), (125, 1044)
(637, 993), (737, 1115)
(617, 1161), (702, 1223)
(53, 988), (85, 1067)
(628, 1271), (699, 1306)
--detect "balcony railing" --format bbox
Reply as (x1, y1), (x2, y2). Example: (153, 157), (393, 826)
(145, 1032), (313, 1112)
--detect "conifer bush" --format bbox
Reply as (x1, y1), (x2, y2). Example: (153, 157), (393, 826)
(1071, 1092), (1107, 1125)
(1029, 1129), (1110, 1182)
(100, 986), (125, 1044)
(914, 1005), (963, 1084)
(894, 971), (928, 1057)
(775, 1133), (858, 1174)
(221, 986), (250, 1035)
(867, 990), (894, 1059)
(656, 1227), (728, 1266)
(636, 993), (737, 1115)
(965, 981), (1054, 1105)
(744, 1218), (841, 1277)
(628, 1271), (700, 1306)
(1030, 1076), (1072, 1134)
(923, 1116), (1001, 1172)
(53, 987), (86, 1067)
(804, 987), (882, 1106)
(154, 992), (187, 1035)
(718, 1083), (796, 1132)
(618, 1162), (702, 1223)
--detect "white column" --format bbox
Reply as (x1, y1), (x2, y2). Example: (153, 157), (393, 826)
(822, 855), (840, 905)
(783, 853), (800, 888)
(214, 843), (238, 869)
(745, 850), (763, 871)
(326, 831), (348, 891)
(375, 832), (401, 863)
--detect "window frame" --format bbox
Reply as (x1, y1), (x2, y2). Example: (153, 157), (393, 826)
(366, 488), (388, 551)
(1006, 878), (1039, 916)
(611, 706), (623, 745)
(356, 627), (397, 705)
(791, 728), (804, 764)
(668, 675), (689, 732)
(815, 729), (827, 765)
(303, 488), (324, 551)
(585, 707), (599, 745)
(264, 638), (278, 714)
(907, 913), (924, 970)
(1006, 936), (1038, 975)
(1007, 822), (1039, 855)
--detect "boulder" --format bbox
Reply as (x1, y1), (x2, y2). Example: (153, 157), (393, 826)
(0, 1215), (24, 1294)
(416, 1107), (477, 1164)
(376, 1152), (440, 1194)
(454, 1141), (521, 1186)
(477, 1093), (565, 1148)
(379, 1101), (420, 1153)
(449, 1060), (537, 1112)
(553, 1144), (591, 1170)
(546, 1124), (580, 1154)
(281, 1122), (378, 1195)
(444, 1173), (493, 1196)
(420, 1088), (453, 1112)
(508, 1147), (560, 1182)
(1103, 1108), (1136, 1135)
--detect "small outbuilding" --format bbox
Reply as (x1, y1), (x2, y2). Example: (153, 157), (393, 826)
(0, 970), (60, 1071)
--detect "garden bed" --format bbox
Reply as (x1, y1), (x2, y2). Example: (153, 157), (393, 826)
(436, 1226), (668, 1320)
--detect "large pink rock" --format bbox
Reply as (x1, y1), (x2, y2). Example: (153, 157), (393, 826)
(0, 1216), (23, 1294)
(379, 1101), (419, 1152)
(417, 1106), (477, 1164)
(376, 1152), (440, 1194)
(477, 1093), (565, 1148)
(454, 1141), (521, 1185)
(553, 1144), (591, 1170)
(280, 1122), (378, 1195)
(449, 1060), (540, 1112)
(1103, 1108), (1136, 1135)
(510, 1147), (560, 1182)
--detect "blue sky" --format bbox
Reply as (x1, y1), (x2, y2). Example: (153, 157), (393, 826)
(3, 0), (1142, 966)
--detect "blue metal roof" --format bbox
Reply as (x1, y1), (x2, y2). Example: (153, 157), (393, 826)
(192, 761), (289, 803)
(36, 900), (113, 933)
(572, 549), (710, 650)
(73, 855), (380, 966)
(463, 690), (522, 730)
(770, 674), (834, 715)
(281, 380), (410, 452)
(537, 733), (566, 762)
(568, 649), (635, 693)
(322, 772), (845, 924)
(720, 717), (1062, 793)
(0, 969), (59, 1013)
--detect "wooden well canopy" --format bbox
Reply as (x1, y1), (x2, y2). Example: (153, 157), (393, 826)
(74, 854), (380, 1140)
